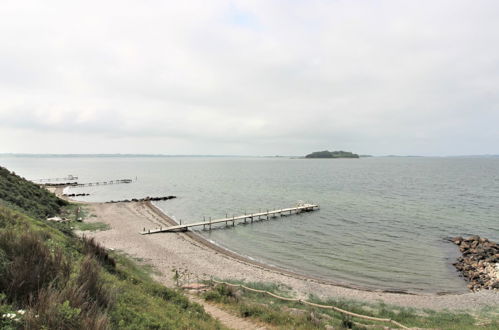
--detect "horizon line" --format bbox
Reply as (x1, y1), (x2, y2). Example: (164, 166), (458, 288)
(1, 153), (499, 158)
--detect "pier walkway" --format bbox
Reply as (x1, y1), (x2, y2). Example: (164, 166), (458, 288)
(35, 175), (78, 182)
(140, 203), (319, 234)
(39, 178), (134, 187)
(74, 179), (132, 187)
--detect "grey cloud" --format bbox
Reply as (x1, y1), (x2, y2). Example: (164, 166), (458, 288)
(0, 0), (498, 155)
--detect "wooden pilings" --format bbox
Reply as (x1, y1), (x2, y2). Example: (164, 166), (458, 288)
(140, 203), (320, 235)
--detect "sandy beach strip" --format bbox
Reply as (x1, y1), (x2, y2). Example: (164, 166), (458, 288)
(81, 201), (499, 311)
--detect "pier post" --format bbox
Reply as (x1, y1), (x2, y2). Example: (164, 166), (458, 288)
(209, 217), (212, 231)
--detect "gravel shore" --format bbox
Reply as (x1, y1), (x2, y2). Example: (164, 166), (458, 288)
(82, 201), (499, 311)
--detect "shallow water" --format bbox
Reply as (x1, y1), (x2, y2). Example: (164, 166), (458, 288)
(2, 156), (498, 292)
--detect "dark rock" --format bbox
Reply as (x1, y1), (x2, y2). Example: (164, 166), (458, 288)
(451, 235), (498, 292)
(469, 235), (481, 242)
(105, 196), (177, 203)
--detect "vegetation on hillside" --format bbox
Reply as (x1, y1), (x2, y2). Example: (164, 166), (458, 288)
(0, 167), (67, 219)
(0, 166), (223, 329)
(305, 150), (359, 158)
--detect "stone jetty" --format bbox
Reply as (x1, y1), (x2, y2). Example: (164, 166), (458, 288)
(42, 182), (78, 187)
(106, 196), (176, 203)
(450, 235), (499, 291)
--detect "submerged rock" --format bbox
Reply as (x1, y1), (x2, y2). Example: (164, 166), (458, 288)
(451, 235), (499, 292)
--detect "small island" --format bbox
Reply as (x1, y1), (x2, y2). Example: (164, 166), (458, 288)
(305, 150), (360, 158)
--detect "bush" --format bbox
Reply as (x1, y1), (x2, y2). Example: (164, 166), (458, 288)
(0, 230), (71, 304)
(76, 256), (113, 309)
(81, 236), (116, 270)
(0, 166), (67, 219)
(203, 284), (239, 304)
(25, 286), (109, 330)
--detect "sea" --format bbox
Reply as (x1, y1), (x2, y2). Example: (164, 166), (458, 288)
(1, 155), (498, 293)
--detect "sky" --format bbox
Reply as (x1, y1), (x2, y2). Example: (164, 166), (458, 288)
(1, 0), (498, 156)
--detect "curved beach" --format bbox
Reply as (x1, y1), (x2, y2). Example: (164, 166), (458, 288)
(81, 200), (499, 311)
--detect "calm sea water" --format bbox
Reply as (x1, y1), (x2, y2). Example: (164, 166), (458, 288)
(1, 156), (498, 293)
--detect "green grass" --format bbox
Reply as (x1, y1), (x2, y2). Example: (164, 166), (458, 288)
(73, 221), (110, 232)
(202, 280), (499, 329)
(0, 205), (225, 329)
(0, 166), (225, 329)
(0, 166), (67, 219)
(60, 203), (110, 232)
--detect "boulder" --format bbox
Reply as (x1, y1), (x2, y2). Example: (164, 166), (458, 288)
(451, 235), (499, 292)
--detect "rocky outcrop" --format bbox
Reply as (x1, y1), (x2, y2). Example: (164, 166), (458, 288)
(450, 235), (499, 291)
(106, 196), (176, 203)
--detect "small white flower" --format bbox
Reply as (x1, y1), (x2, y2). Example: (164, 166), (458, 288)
(17, 310), (25, 315)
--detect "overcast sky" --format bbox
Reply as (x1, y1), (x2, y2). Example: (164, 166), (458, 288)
(1, 0), (498, 156)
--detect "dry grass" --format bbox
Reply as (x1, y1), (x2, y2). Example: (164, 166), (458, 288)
(82, 236), (116, 270)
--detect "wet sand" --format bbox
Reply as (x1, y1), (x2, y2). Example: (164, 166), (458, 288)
(81, 201), (499, 311)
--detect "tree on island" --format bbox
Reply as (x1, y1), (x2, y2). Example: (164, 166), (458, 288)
(305, 150), (359, 158)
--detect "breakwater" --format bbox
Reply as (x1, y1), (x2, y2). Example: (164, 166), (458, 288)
(451, 236), (499, 291)
(106, 196), (176, 203)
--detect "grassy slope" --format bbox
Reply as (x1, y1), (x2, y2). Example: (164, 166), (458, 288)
(200, 278), (499, 329)
(0, 167), (67, 219)
(0, 166), (223, 329)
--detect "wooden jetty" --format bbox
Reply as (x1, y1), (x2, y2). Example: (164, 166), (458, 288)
(140, 203), (319, 235)
(39, 178), (134, 187)
(74, 179), (133, 187)
(35, 174), (78, 182)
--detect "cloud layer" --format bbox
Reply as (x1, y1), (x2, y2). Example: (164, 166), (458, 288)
(1, 0), (498, 155)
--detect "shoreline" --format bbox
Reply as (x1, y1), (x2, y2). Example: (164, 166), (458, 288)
(145, 201), (416, 295)
(79, 200), (499, 311)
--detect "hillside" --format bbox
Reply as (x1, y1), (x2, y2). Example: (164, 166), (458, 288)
(0, 166), (223, 329)
(0, 167), (67, 218)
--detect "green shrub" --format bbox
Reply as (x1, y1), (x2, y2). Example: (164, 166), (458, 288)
(81, 236), (116, 270)
(0, 230), (71, 304)
(0, 166), (67, 219)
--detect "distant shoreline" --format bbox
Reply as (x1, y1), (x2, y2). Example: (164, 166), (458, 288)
(2, 153), (499, 158)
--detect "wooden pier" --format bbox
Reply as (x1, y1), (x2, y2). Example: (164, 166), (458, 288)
(73, 179), (133, 187)
(35, 175), (78, 182)
(40, 178), (134, 187)
(140, 203), (319, 235)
